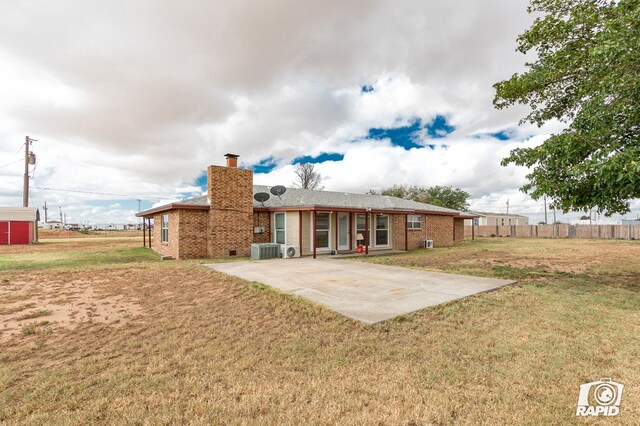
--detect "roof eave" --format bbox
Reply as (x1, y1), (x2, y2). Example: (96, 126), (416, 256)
(136, 203), (209, 218)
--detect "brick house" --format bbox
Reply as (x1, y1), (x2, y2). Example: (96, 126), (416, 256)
(136, 154), (475, 259)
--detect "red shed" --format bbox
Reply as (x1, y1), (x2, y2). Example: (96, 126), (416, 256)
(0, 207), (38, 245)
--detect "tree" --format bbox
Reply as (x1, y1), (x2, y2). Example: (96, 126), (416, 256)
(293, 162), (322, 189)
(493, 0), (640, 216)
(371, 184), (470, 211)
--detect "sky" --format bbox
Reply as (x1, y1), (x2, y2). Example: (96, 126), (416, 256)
(1, 0), (638, 225)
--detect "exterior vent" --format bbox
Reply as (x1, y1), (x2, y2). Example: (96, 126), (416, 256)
(251, 243), (281, 260)
(422, 239), (434, 249)
(282, 245), (301, 258)
(254, 226), (265, 234)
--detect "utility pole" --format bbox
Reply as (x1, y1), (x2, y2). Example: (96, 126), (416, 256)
(543, 195), (548, 224)
(23, 136), (37, 207)
(43, 202), (48, 222)
(506, 199), (509, 215)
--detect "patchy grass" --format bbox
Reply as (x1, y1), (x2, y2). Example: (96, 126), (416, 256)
(0, 237), (638, 424)
(0, 240), (158, 272)
(16, 310), (52, 321)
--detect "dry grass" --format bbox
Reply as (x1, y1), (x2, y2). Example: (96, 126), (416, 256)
(1, 237), (639, 424)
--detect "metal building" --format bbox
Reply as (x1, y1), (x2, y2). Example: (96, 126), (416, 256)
(0, 207), (38, 245)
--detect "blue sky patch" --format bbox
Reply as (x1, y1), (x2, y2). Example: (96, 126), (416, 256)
(424, 115), (455, 138)
(195, 172), (207, 188)
(367, 115), (454, 150)
(368, 119), (423, 150)
(488, 130), (511, 141)
(292, 152), (344, 164)
(252, 157), (278, 174)
(472, 129), (513, 141)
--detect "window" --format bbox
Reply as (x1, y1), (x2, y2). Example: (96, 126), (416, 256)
(315, 212), (330, 248)
(473, 218), (479, 226)
(161, 214), (169, 243)
(274, 213), (285, 244)
(375, 214), (389, 246)
(356, 214), (368, 245)
(501, 218), (505, 226)
(407, 214), (421, 229)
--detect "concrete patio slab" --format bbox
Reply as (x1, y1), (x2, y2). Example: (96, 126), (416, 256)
(206, 258), (516, 324)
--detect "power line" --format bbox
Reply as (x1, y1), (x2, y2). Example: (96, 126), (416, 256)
(0, 158), (22, 169)
(32, 186), (168, 200)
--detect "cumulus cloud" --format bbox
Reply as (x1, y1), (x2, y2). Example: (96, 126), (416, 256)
(0, 0), (636, 224)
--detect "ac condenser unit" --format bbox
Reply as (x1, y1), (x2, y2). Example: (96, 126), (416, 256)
(422, 239), (434, 249)
(281, 245), (301, 258)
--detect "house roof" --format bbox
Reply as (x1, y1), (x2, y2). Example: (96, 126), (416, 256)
(0, 207), (38, 221)
(252, 185), (465, 215)
(136, 196), (209, 217)
(137, 186), (475, 218)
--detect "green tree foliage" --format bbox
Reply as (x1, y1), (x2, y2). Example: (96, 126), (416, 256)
(371, 184), (470, 211)
(494, 0), (640, 215)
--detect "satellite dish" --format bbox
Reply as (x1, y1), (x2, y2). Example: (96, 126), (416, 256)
(253, 192), (270, 206)
(270, 185), (287, 197)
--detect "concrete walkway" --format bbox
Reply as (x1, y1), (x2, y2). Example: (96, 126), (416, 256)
(206, 258), (516, 324)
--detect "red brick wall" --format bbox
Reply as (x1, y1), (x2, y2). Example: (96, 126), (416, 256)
(252, 211), (271, 243)
(391, 214), (407, 250)
(152, 211), (179, 258)
(454, 218), (465, 241)
(207, 165), (253, 257)
(425, 215), (454, 247)
(178, 210), (209, 259)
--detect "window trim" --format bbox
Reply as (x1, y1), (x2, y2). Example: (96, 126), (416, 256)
(314, 212), (331, 250)
(274, 212), (286, 244)
(407, 214), (422, 230)
(161, 214), (169, 244)
(374, 214), (390, 247)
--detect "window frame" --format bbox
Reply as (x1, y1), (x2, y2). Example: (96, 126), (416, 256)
(161, 214), (169, 243)
(314, 212), (330, 249)
(407, 214), (422, 229)
(274, 212), (286, 244)
(374, 214), (390, 247)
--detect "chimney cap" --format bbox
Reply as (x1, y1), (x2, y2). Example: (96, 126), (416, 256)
(224, 153), (240, 159)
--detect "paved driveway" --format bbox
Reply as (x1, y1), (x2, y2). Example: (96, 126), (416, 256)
(206, 258), (516, 324)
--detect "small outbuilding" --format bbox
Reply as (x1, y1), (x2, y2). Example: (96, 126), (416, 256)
(0, 207), (39, 245)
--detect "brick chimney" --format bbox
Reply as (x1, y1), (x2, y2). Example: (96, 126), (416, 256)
(225, 153), (239, 168)
(207, 154), (253, 257)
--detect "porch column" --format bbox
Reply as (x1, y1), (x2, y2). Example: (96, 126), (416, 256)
(404, 214), (408, 251)
(143, 218), (146, 247)
(472, 223), (475, 240)
(298, 211), (302, 254)
(348, 212), (352, 251)
(312, 210), (317, 259)
(148, 218), (152, 248)
(365, 212), (369, 255)
(334, 211), (338, 253)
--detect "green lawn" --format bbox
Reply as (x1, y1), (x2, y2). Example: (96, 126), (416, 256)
(1, 237), (638, 424)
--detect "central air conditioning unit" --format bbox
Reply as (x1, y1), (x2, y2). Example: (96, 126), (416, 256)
(422, 239), (434, 249)
(250, 243), (281, 260)
(281, 245), (301, 258)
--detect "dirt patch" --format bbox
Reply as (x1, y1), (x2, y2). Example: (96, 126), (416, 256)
(0, 274), (143, 343)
